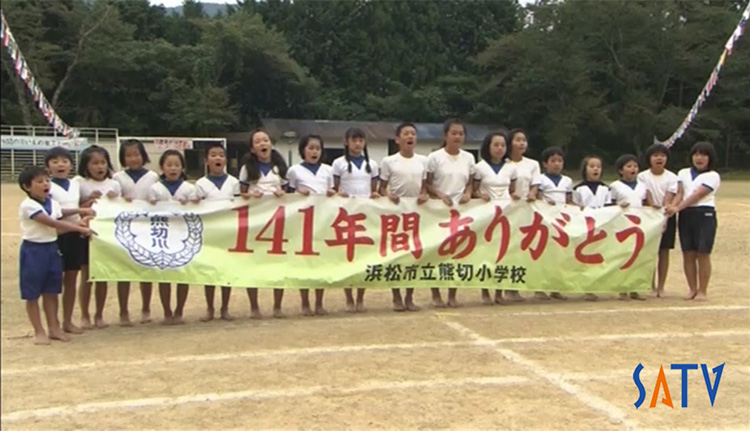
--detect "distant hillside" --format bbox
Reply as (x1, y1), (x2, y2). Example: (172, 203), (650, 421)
(165, 2), (231, 17)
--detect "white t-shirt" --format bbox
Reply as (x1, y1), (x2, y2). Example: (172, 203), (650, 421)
(610, 180), (648, 208)
(195, 174), (240, 200)
(677, 168), (721, 208)
(113, 169), (160, 200)
(572, 182), (611, 209)
(19, 197), (62, 243)
(379, 153), (428, 198)
(637, 169), (679, 207)
(426, 148), (475, 203)
(539, 173), (573, 205)
(79, 177), (122, 201)
(239, 164), (287, 196)
(49, 177), (81, 223)
(332, 155), (379, 197)
(506, 157), (541, 199)
(472, 160), (517, 201)
(287, 163), (334, 195)
(148, 180), (196, 202)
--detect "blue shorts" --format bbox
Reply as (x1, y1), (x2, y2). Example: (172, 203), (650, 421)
(19, 240), (63, 300)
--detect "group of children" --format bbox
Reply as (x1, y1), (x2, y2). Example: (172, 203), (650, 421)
(17, 119), (721, 344)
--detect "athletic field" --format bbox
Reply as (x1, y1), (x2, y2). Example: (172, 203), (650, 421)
(1, 182), (748, 430)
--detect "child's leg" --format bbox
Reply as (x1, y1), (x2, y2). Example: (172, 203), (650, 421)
(140, 282), (153, 323)
(201, 285), (216, 322)
(405, 288), (420, 311)
(117, 281), (133, 326)
(505, 289), (525, 302)
(300, 289), (313, 316)
(78, 265), (93, 329)
(494, 289), (506, 305)
(314, 289), (327, 315)
(273, 288), (285, 318)
(481, 288), (493, 305)
(431, 288), (445, 308)
(355, 288), (366, 312)
(682, 251), (698, 299)
(534, 291), (550, 300)
(94, 282), (109, 328)
(61, 270), (82, 333)
(695, 254), (712, 301)
(656, 249), (670, 297)
(158, 283), (173, 324)
(549, 291), (567, 300)
(173, 284), (189, 324)
(26, 300), (49, 345)
(42, 294), (70, 342)
(446, 288), (460, 308)
(344, 288), (355, 312)
(392, 288), (406, 311)
(246, 288), (262, 319)
(220, 287), (233, 320)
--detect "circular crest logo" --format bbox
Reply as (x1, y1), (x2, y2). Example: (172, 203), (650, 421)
(114, 211), (203, 270)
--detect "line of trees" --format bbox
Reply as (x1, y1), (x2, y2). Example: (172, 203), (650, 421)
(1, 0), (748, 167)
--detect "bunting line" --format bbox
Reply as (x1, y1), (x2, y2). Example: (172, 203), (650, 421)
(655, 4), (749, 148)
(1, 9), (79, 138)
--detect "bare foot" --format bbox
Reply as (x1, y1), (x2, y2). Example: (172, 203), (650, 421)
(250, 309), (263, 320)
(684, 290), (698, 300)
(200, 309), (215, 322)
(140, 311), (152, 324)
(80, 316), (93, 330)
(172, 315), (185, 325)
(534, 292), (550, 300)
(220, 310), (234, 321)
(393, 301), (406, 312)
(494, 297), (506, 305)
(315, 306), (328, 316)
(694, 293), (707, 302)
(446, 298), (461, 308)
(356, 303), (367, 313)
(655, 288), (664, 298)
(160, 317), (173, 325)
(584, 293), (598, 301)
(506, 293), (525, 302)
(406, 302), (421, 311)
(119, 314), (133, 327)
(48, 329), (71, 342)
(63, 322), (84, 334)
(273, 308), (286, 319)
(481, 295), (494, 306)
(550, 292), (568, 300)
(34, 332), (51, 345)
(94, 317), (109, 329)
(345, 302), (357, 313)
(301, 306), (314, 317)
(630, 292), (646, 301)
(618, 293), (629, 301)
(432, 298), (446, 308)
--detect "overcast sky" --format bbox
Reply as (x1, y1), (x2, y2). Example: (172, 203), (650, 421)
(150, 0), (535, 9)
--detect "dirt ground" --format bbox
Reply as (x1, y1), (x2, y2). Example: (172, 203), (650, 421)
(1, 182), (749, 430)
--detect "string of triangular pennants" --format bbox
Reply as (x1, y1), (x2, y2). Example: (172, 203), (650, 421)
(655, 3), (749, 148)
(1, 9), (79, 138)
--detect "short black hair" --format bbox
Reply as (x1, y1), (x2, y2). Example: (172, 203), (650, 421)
(479, 132), (508, 164)
(690, 141), (717, 171)
(204, 142), (226, 158)
(18, 165), (48, 194)
(541, 146), (565, 163)
(78, 145), (115, 178)
(395, 122), (417, 137)
(119, 139), (150, 167)
(298, 134), (325, 162)
(159, 149), (187, 180)
(580, 155), (603, 181)
(44, 146), (74, 166)
(615, 154), (639, 176)
(643, 143), (670, 168)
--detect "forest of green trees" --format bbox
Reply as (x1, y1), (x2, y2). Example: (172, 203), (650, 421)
(1, 0), (748, 167)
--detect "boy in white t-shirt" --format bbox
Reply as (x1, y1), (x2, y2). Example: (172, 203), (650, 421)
(17, 166), (92, 345)
(379, 122), (429, 312)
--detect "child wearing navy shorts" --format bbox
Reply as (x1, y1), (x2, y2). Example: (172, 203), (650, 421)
(666, 142), (721, 302)
(18, 166), (92, 345)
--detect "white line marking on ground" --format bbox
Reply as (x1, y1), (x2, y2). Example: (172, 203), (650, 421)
(4, 330), (748, 377)
(1, 232), (20, 237)
(494, 304), (750, 318)
(0, 375), (531, 423)
(443, 320), (639, 430)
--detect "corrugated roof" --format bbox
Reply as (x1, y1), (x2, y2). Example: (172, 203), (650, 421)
(223, 119), (504, 144)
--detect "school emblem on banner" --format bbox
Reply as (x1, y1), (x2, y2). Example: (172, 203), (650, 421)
(114, 211), (204, 270)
